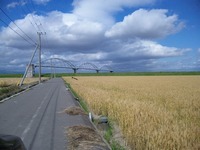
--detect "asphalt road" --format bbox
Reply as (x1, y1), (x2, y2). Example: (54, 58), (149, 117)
(0, 78), (93, 150)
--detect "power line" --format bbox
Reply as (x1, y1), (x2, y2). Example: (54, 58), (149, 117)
(0, 7), (37, 45)
(0, 18), (36, 46)
(27, 1), (48, 53)
(20, 4), (38, 31)
(27, 0), (47, 35)
(24, 1), (41, 31)
(28, 0), (36, 14)
(27, 0), (48, 55)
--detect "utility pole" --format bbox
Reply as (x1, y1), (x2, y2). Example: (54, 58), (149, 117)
(38, 32), (41, 83)
(20, 31), (45, 86)
(51, 58), (53, 78)
(37, 32), (45, 84)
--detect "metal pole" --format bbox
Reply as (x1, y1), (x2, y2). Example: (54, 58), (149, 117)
(54, 67), (56, 78)
(19, 45), (38, 86)
(38, 32), (42, 84)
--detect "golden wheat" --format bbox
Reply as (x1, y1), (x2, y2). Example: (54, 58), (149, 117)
(0, 77), (47, 86)
(63, 76), (200, 150)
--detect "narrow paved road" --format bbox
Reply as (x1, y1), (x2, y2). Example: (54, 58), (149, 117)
(0, 78), (92, 150)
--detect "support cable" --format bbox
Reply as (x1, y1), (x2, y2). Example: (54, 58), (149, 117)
(19, 44), (38, 86)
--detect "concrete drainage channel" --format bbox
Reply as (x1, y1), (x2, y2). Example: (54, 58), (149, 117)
(65, 86), (112, 150)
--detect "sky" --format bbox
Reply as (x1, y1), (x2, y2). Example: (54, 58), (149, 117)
(0, 0), (200, 73)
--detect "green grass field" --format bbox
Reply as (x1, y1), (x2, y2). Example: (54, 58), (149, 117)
(0, 74), (23, 78)
(59, 71), (200, 77)
(0, 71), (200, 78)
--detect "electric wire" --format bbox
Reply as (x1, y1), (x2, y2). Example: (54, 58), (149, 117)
(24, 2), (40, 31)
(0, 18), (36, 46)
(21, 0), (48, 55)
(26, 0), (48, 55)
(26, 0), (48, 33)
(20, 4), (38, 31)
(0, 7), (37, 45)
(28, 0), (48, 48)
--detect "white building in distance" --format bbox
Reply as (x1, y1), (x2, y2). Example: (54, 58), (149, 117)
(26, 64), (35, 77)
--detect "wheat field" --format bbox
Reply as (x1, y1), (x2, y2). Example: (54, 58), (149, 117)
(0, 78), (47, 86)
(63, 76), (200, 150)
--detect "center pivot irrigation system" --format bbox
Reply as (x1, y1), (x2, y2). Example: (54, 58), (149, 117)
(35, 58), (113, 74)
(19, 34), (113, 86)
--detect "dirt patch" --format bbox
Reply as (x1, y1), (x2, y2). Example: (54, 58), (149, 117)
(66, 125), (109, 150)
(64, 106), (87, 115)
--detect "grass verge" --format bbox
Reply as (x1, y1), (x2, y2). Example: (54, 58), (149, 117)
(0, 85), (23, 101)
(103, 121), (126, 150)
(65, 82), (89, 113)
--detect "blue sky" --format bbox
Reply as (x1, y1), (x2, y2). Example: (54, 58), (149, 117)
(0, 0), (199, 73)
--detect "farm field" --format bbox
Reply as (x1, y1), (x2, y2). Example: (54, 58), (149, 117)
(0, 77), (47, 86)
(63, 76), (200, 150)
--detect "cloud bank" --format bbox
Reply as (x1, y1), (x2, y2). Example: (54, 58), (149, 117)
(0, 0), (196, 72)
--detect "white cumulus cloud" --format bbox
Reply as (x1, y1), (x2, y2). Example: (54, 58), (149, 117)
(6, 1), (26, 9)
(105, 9), (185, 39)
(105, 39), (187, 61)
(72, 0), (155, 26)
(33, 0), (51, 5)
